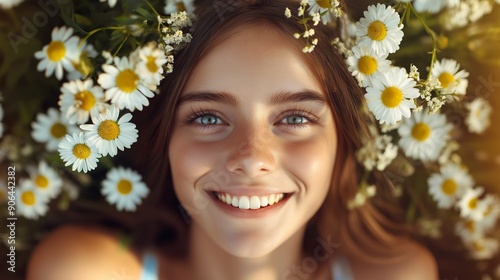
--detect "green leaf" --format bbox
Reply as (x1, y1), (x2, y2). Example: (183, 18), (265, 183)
(134, 7), (156, 21)
(74, 14), (93, 26)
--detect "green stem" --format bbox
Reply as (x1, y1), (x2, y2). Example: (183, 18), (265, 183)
(79, 26), (124, 48)
(113, 33), (131, 57)
(144, 0), (160, 17)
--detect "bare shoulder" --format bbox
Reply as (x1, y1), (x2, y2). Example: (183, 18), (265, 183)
(27, 225), (143, 280)
(350, 240), (438, 280)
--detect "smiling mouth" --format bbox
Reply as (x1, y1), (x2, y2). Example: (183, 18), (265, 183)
(211, 191), (290, 210)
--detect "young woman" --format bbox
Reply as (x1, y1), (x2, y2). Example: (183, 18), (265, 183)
(27, 1), (438, 279)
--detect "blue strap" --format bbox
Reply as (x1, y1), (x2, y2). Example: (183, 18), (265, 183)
(331, 255), (354, 280)
(140, 252), (159, 280)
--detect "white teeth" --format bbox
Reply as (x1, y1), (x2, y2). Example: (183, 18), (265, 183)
(215, 192), (286, 210)
(238, 196), (250, 209)
(250, 196), (260, 209)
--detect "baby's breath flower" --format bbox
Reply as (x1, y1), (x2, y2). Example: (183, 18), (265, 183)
(285, 7), (292, 18)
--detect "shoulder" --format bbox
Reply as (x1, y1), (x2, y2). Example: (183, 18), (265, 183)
(349, 240), (438, 280)
(27, 225), (143, 280)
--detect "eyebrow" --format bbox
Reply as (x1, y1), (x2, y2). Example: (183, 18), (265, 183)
(177, 90), (326, 106)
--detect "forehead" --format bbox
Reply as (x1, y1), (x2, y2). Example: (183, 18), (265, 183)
(182, 24), (324, 98)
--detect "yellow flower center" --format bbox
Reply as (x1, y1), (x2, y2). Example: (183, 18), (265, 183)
(21, 191), (36, 206)
(472, 241), (484, 252)
(75, 90), (96, 111)
(50, 123), (67, 139)
(72, 143), (91, 159)
(146, 56), (159, 73)
(465, 220), (475, 233)
(381, 86), (403, 108)
(117, 179), (133, 195)
(358, 56), (378, 75)
(47, 41), (66, 62)
(441, 179), (457, 195)
(438, 72), (455, 88)
(35, 175), (49, 188)
(177, 2), (186, 11)
(116, 69), (139, 93)
(316, 0), (331, 8)
(468, 198), (478, 209)
(367, 21), (387, 41)
(411, 122), (431, 142)
(98, 120), (120, 141)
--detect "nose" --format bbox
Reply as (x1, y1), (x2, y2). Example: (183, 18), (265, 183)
(225, 126), (277, 178)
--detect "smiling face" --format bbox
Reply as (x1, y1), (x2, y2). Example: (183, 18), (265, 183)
(168, 24), (338, 258)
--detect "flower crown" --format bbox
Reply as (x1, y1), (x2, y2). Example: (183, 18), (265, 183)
(2, 0), (499, 266)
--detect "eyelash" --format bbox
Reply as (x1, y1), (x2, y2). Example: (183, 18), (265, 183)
(186, 108), (319, 131)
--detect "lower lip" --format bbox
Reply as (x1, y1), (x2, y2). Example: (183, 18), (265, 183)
(209, 192), (292, 218)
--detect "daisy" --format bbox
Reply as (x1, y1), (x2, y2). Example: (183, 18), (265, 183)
(80, 106), (138, 157)
(307, 0), (342, 24)
(135, 43), (168, 91)
(455, 219), (485, 243)
(164, 0), (195, 14)
(466, 237), (499, 260)
(355, 4), (404, 55)
(0, 0), (24, 10)
(16, 180), (49, 219)
(59, 79), (106, 124)
(413, 0), (459, 14)
(26, 161), (62, 199)
(346, 45), (391, 87)
(478, 194), (500, 232)
(431, 58), (469, 96)
(465, 98), (491, 134)
(428, 163), (474, 209)
(101, 167), (149, 212)
(458, 187), (487, 221)
(34, 26), (81, 80)
(99, 0), (117, 8)
(58, 132), (101, 173)
(398, 109), (452, 161)
(97, 56), (154, 111)
(365, 67), (419, 124)
(31, 108), (79, 151)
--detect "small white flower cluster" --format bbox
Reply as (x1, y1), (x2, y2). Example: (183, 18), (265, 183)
(347, 184), (377, 209)
(356, 132), (398, 172)
(285, 0), (343, 53)
(0, 0), (24, 10)
(28, 6), (193, 214)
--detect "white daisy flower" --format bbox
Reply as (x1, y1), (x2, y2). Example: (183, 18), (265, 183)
(31, 108), (79, 151)
(346, 45), (391, 87)
(413, 0), (459, 14)
(58, 132), (101, 173)
(26, 161), (63, 199)
(34, 26), (82, 80)
(466, 237), (499, 260)
(465, 98), (491, 134)
(0, 0), (24, 10)
(164, 0), (195, 14)
(365, 67), (419, 124)
(59, 79), (106, 125)
(458, 187), (487, 221)
(428, 163), (474, 209)
(135, 43), (168, 91)
(355, 4), (404, 55)
(307, 0), (342, 24)
(80, 106), (138, 157)
(478, 194), (500, 233)
(97, 56), (154, 111)
(431, 58), (469, 96)
(99, 0), (117, 8)
(398, 109), (452, 161)
(101, 167), (149, 212)
(455, 219), (485, 243)
(16, 180), (49, 220)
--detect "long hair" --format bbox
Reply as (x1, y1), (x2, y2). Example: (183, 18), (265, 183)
(119, 0), (408, 263)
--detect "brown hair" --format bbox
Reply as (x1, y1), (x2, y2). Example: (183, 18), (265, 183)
(127, 0), (409, 263)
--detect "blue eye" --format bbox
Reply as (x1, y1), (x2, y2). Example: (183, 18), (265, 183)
(284, 115), (308, 125)
(197, 115), (221, 125)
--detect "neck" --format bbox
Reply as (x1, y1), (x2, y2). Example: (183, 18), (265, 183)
(188, 224), (307, 280)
